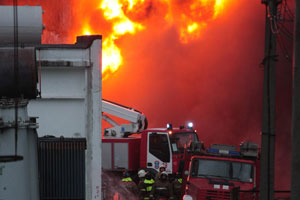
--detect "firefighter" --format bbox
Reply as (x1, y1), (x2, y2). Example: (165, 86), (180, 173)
(138, 169), (147, 182)
(138, 170), (155, 200)
(137, 169), (146, 199)
(171, 173), (182, 200)
(150, 171), (173, 200)
(155, 163), (166, 181)
(121, 170), (138, 198)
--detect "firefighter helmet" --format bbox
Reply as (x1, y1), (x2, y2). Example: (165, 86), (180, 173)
(138, 169), (146, 178)
(159, 163), (166, 172)
(160, 171), (168, 180)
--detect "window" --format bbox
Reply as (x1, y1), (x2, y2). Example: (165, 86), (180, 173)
(191, 159), (253, 183)
(198, 160), (230, 178)
(170, 132), (199, 153)
(149, 133), (170, 162)
(232, 162), (253, 182)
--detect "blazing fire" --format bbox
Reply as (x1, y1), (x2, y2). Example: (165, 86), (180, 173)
(73, 0), (228, 79)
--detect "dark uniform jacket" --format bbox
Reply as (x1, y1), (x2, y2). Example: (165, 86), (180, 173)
(150, 179), (173, 199)
(138, 178), (155, 200)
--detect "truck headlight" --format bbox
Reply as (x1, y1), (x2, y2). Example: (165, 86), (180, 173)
(183, 195), (193, 200)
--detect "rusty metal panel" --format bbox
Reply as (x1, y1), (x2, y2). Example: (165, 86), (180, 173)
(0, 47), (37, 99)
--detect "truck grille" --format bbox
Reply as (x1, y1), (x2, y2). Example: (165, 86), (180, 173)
(198, 189), (231, 200)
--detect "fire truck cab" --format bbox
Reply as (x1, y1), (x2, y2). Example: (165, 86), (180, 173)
(139, 125), (199, 174)
(102, 124), (199, 175)
(183, 142), (260, 200)
(101, 99), (199, 175)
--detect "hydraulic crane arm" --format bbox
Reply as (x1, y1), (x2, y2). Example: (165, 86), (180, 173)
(102, 99), (148, 137)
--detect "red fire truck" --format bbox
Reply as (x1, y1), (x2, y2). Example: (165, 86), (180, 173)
(182, 142), (260, 200)
(101, 100), (260, 200)
(102, 99), (199, 175)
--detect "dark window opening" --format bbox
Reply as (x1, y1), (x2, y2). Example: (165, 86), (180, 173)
(149, 133), (170, 162)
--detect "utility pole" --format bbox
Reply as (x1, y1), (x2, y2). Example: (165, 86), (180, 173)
(291, 1), (300, 199)
(260, 0), (280, 200)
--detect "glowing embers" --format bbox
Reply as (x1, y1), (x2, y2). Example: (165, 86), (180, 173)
(214, 0), (226, 18)
(100, 0), (144, 35)
(81, 0), (145, 79)
(171, 0), (227, 43)
(83, 25), (92, 36)
(76, 0), (228, 78)
(102, 37), (123, 74)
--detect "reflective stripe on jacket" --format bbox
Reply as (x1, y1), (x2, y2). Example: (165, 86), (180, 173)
(122, 177), (133, 182)
(144, 179), (155, 192)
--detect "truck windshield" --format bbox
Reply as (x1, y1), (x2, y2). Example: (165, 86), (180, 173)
(170, 132), (199, 153)
(191, 159), (253, 183)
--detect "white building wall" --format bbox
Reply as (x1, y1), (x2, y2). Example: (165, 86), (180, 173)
(29, 68), (86, 137)
(28, 36), (102, 200)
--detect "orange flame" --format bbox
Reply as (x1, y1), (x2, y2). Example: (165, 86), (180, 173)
(73, 0), (227, 79)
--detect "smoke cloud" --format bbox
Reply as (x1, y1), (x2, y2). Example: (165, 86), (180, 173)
(1, 0), (294, 192)
(101, 0), (293, 192)
(104, 1), (265, 145)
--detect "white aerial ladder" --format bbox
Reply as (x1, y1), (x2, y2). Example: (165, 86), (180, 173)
(102, 99), (148, 137)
